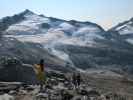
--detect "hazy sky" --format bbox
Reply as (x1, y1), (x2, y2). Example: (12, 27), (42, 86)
(0, 0), (133, 29)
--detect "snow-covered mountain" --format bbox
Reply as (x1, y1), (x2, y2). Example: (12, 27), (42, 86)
(1, 9), (133, 73)
(1, 9), (107, 67)
(110, 18), (133, 44)
(4, 9), (105, 47)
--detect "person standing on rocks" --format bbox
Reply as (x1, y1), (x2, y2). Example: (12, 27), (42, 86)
(72, 72), (81, 89)
(72, 72), (77, 89)
(76, 72), (81, 88)
(34, 59), (47, 91)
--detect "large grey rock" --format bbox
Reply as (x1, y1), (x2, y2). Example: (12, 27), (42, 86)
(0, 57), (38, 84)
(0, 93), (14, 100)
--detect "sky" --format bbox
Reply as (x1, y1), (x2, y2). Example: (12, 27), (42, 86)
(0, 0), (133, 30)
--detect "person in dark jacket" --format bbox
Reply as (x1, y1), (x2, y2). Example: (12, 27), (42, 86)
(76, 73), (81, 87)
(72, 72), (77, 89)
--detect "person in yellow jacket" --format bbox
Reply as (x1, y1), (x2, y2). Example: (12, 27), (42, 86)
(34, 59), (46, 91)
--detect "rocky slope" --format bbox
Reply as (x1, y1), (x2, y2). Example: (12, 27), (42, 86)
(0, 36), (74, 71)
(0, 71), (133, 100)
(55, 40), (133, 73)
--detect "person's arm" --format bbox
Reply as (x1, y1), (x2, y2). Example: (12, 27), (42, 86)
(33, 64), (40, 74)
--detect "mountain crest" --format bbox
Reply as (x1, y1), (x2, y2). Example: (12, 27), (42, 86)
(20, 9), (35, 16)
(130, 17), (133, 22)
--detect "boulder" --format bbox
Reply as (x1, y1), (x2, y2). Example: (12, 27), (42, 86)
(0, 57), (38, 84)
(0, 93), (14, 100)
(0, 82), (22, 93)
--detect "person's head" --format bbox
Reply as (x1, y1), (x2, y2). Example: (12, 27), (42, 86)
(40, 59), (44, 65)
(39, 59), (44, 71)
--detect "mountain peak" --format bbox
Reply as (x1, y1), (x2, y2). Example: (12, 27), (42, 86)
(130, 17), (133, 22)
(20, 9), (35, 16)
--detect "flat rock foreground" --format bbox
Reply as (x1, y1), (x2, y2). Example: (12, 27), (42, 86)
(0, 71), (133, 100)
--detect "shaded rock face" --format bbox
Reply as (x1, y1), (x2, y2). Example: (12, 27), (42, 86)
(0, 57), (38, 84)
(0, 37), (75, 73)
(55, 43), (133, 71)
(16, 65), (38, 84)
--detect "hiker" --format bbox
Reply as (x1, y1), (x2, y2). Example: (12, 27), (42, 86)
(76, 72), (81, 88)
(72, 72), (81, 89)
(34, 59), (46, 91)
(72, 72), (77, 89)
